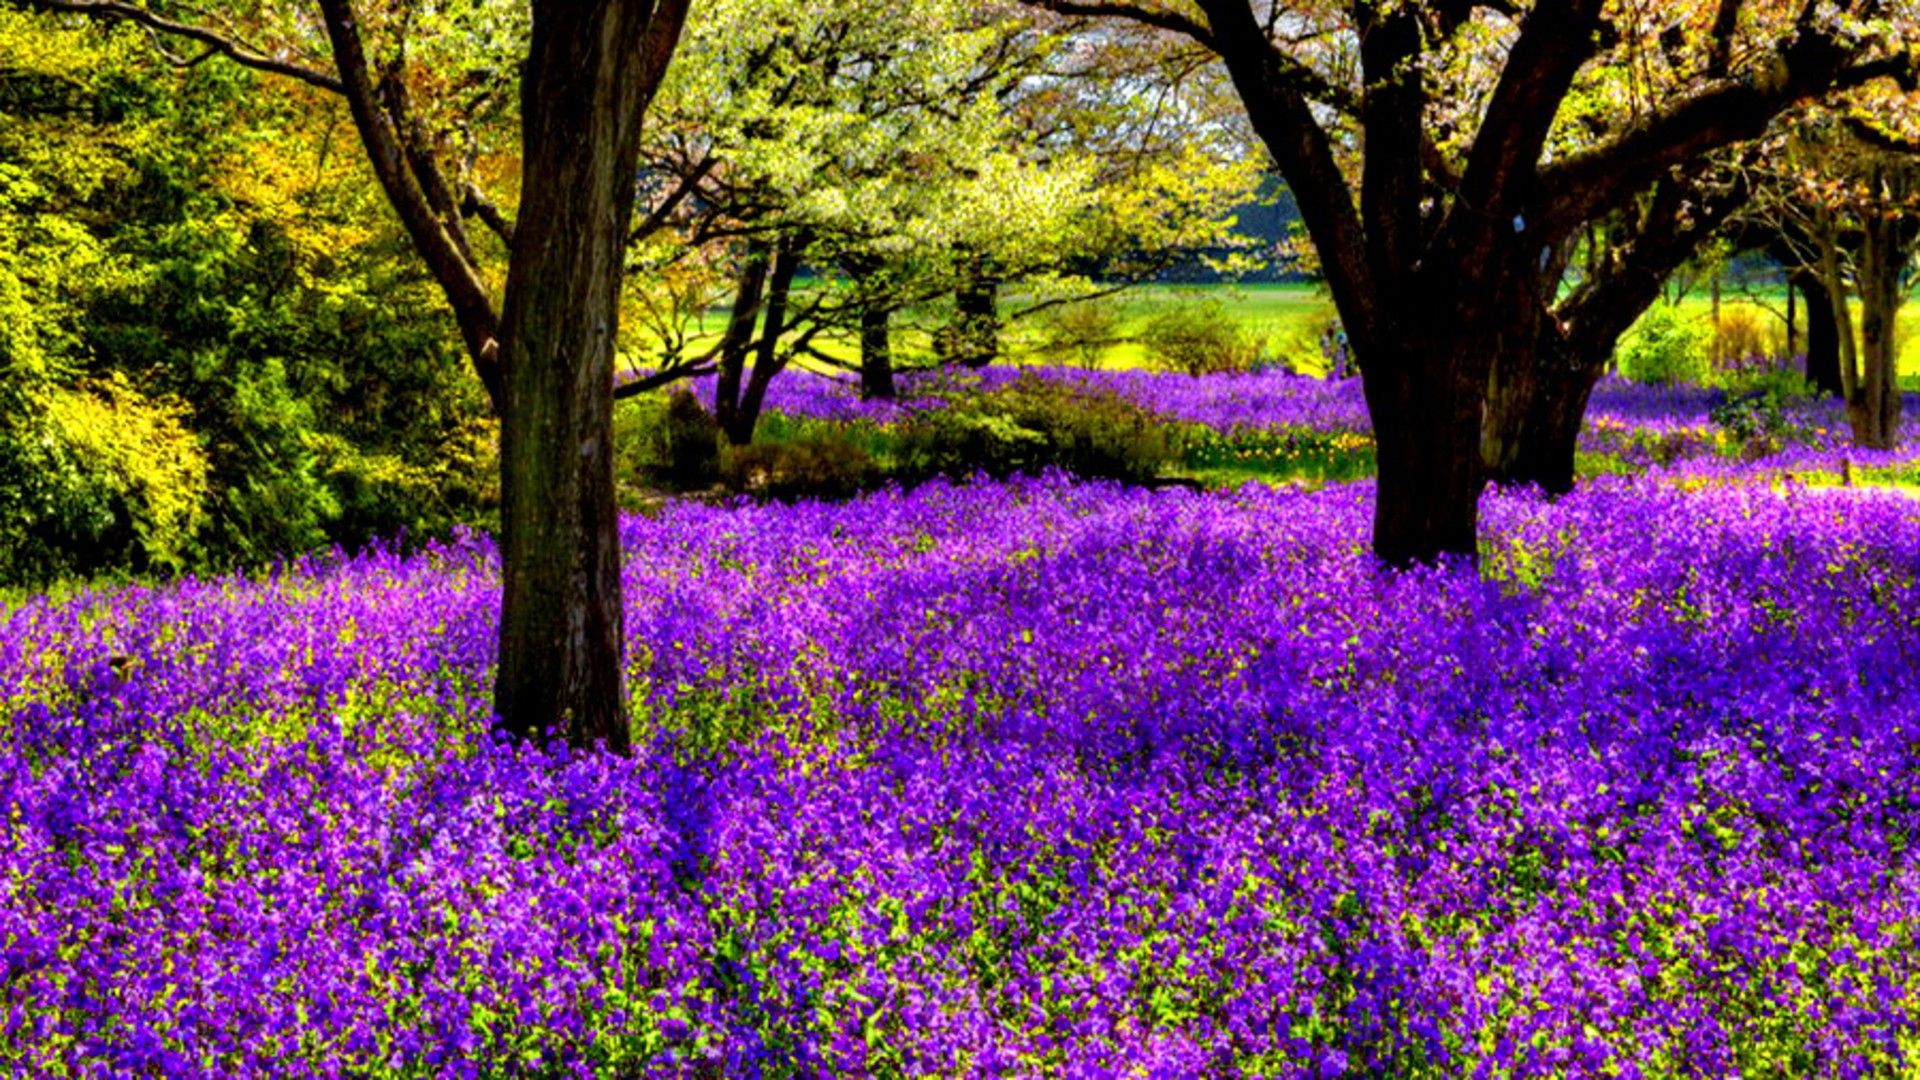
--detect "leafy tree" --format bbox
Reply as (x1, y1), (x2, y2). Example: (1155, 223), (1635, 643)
(626, 0), (1256, 439)
(20, 0), (693, 751)
(1028, 0), (1919, 561)
(1740, 103), (1920, 448)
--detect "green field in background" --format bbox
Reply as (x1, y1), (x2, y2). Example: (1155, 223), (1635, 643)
(628, 282), (1920, 379)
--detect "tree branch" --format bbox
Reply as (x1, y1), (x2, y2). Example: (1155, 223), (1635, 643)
(1019, 0), (1217, 50)
(315, 0), (503, 409)
(1543, 45), (1919, 234)
(460, 181), (516, 247)
(21, 0), (344, 94)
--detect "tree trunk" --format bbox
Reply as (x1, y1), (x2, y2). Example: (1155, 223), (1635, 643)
(1853, 197), (1903, 450)
(713, 243), (771, 441)
(494, 0), (680, 752)
(1364, 340), (1487, 565)
(1483, 335), (1605, 495)
(1795, 269), (1843, 397)
(860, 303), (896, 400)
(730, 242), (801, 446)
(947, 257), (1000, 368)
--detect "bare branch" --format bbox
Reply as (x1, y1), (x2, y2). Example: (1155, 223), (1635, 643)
(460, 182), (516, 248)
(1021, 0), (1217, 49)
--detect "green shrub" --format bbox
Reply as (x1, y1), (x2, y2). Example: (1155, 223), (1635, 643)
(1140, 298), (1267, 376)
(663, 389), (722, 490)
(895, 374), (1172, 484)
(45, 374), (209, 569)
(0, 376), (211, 584)
(1709, 366), (1818, 455)
(1617, 306), (1711, 386)
(724, 431), (880, 500)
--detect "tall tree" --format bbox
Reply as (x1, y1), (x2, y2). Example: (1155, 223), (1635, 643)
(1028, 0), (1917, 562)
(22, 0), (693, 750)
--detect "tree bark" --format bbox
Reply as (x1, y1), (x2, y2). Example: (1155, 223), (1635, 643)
(713, 243), (772, 442)
(1852, 181), (1903, 450)
(494, 0), (687, 752)
(1796, 270), (1843, 397)
(1365, 342), (1486, 565)
(731, 242), (801, 445)
(860, 303), (895, 400)
(948, 257), (1001, 369)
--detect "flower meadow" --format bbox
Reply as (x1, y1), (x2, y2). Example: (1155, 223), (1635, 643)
(4, 449), (1920, 1076)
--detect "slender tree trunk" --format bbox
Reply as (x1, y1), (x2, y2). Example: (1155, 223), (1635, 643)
(860, 303), (896, 400)
(1819, 226), (1861, 407)
(731, 242), (801, 445)
(1854, 200), (1903, 450)
(1795, 269), (1843, 397)
(713, 243), (772, 440)
(494, 0), (682, 751)
(1786, 274), (1797, 357)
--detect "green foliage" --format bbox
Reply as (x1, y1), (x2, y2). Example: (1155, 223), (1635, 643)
(0, 13), (495, 582)
(1709, 368), (1819, 456)
(1267, 300), (1348, 376)
(47, 375), (209, 566)
(723, 431), (880, 500)
(895, 375), (1173, 484)
(1175, 425), (1375, 484)
(1140, 297), (1268, 376)
(1618, 306), (1712, 387)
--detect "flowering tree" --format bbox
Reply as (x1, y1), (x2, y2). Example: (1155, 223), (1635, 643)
(1026, 0), (1919, 562)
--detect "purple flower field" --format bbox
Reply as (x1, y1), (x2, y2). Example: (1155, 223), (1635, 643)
(5, 466), (1919, 1075)
(715, 365), (1920, 471)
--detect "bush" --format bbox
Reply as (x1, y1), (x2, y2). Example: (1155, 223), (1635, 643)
(1617, 306), (1711, 387)
(1035, 299), (1124, 368)
(0, 376), (211, 585)
(1140, 298), (1267, 376)
(1709, 365), (1817, 455)
(663, 389), (723, 490)
(1709, 306), (1783, 372)
(895, 374), (1173, 484)
(1268, 300), (1349, 376)
(724, 431), (880, 500)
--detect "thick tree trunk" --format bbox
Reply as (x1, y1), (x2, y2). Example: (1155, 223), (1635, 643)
(1795, 269), (1843, 397)
(1364, 340), (1487, 565)
(494, 0), (681, 752)
(1484, 336), (1605, 495)
(860, 304), (896, 400)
